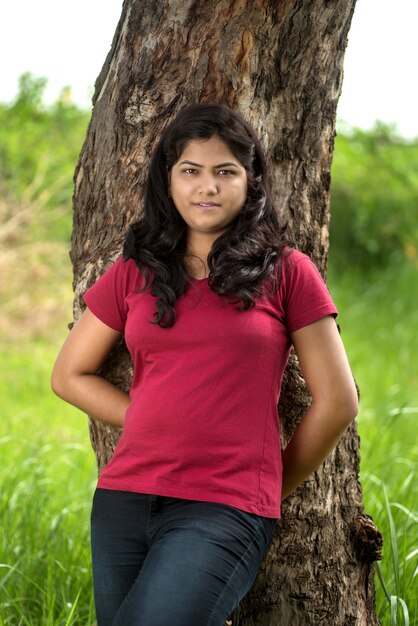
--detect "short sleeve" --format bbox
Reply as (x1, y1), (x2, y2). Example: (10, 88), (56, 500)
(83, 257), (133, 332)
(280, 250), (338, 334)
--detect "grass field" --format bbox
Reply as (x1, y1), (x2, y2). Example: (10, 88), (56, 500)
(0, 339), (96, 626)
(1, 253), (417, 625)
(328, 262), (418, 626)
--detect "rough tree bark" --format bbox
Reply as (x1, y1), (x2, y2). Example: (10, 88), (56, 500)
(70, 1), (383, 624)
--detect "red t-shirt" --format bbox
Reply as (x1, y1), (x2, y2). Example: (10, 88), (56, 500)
(83, 249), (337, 518)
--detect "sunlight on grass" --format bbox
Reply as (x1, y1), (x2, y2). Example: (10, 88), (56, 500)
(329, 263), (418, 626)
(0, 260), (416, 624)
(2, 77), (416, 624)
(0, 339), (97, 626)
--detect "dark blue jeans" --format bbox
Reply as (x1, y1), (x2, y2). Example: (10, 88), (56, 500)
(91, 488), (276, 626)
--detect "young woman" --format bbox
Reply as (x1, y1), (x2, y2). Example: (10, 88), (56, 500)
(51, 103), (358, 626)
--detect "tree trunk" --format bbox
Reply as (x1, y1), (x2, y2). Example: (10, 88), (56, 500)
(71, 1), (383, 623)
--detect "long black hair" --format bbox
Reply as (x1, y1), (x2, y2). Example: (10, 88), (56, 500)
(124, 102), (291, 327)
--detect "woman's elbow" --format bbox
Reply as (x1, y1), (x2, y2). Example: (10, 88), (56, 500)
(51, 361), (76, 402)
(50, 365), (66, 399)
(337, 382), (359, 426)
(316, 379), (358, 429)
(345, 397), (359, 425)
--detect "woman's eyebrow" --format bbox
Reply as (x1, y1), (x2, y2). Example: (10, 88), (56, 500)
(177, 160), (240, 168)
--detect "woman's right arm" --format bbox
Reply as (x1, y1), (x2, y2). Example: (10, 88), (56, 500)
(51, 308), (130, 427)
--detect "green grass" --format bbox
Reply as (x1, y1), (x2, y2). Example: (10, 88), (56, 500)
(0, 260), (417, 625)
(1, 88), (416, 623)
(328, 261), (418, 626)
(0, 340), (97, 626)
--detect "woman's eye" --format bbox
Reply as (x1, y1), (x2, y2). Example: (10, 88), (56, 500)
(181, 168), (234, 175)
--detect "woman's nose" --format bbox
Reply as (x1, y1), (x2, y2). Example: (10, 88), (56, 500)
(198, 173), (218, 195)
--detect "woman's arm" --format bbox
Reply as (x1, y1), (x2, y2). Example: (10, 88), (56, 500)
(281, 315), (358, 501)
(51, 309), (130, 427)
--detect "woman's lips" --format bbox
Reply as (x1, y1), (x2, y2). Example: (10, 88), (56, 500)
(193, 202), (220, 208)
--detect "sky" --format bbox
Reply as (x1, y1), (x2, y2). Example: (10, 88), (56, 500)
(1, 0), (417, 138)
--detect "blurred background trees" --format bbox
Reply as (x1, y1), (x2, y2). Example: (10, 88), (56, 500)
(0, 74), (416, 625)
(2, 73), (417, 277)
(0, 73), (88, 246)
(330, 121), (418, 271)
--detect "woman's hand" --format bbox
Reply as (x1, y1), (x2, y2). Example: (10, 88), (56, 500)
(281, 315), (358, 501)
(51, 309), (130, 427)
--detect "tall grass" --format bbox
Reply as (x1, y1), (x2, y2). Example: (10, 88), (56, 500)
(0, 341), (97, 626)
(328, 261), (418, 626)
(1, 83), (416, 623)
(0, 260), (417, 624)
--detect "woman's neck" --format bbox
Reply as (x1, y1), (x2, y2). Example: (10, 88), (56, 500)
(184, 232), (218, 279)
(184, 255), (209, 279)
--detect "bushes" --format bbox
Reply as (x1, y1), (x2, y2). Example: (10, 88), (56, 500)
(1, 73), (416, 626)
(330, 122), (418, 271)
(1, 73), (417, 273)
(0, 73), (89, 244)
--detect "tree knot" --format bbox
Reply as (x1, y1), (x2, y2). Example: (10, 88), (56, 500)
(353, 514), (383, 563)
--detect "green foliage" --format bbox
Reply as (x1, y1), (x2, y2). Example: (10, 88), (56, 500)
(0, 341), (97, 626)
(1, 266), (416, 625)
(0, 73), (89, 243)
(330, 122), (418, 270)
(329, 264), (418, 626)
(0, 73), (417, 624)
(1, 73), (418, 269)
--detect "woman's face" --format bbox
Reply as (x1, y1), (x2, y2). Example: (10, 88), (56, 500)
(169, 135), (247, 242)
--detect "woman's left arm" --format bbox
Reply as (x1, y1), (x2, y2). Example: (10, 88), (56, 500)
(281, 315), (358, 501)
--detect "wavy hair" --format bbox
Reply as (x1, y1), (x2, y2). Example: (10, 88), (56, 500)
(124, 102), (292, 327)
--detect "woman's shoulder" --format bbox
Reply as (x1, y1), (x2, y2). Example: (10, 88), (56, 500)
(274, 247), (337, 331)
(281, 247), (312, 270)
(117, 256), (148, 289)
(92, 255), (148, 292)
(279, 247), (326, 283)
(278, 247), (330, 295)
